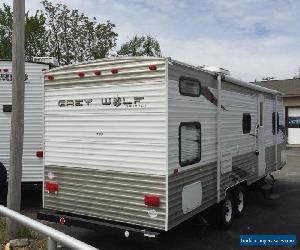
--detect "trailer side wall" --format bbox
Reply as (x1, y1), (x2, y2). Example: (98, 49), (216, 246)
(167, 62), (285, 229)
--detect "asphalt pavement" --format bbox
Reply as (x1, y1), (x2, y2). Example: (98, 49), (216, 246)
(23, 148), (300, 250)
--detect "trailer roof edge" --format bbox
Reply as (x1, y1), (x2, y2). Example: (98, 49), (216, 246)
(42, 56), (283, 96)
(48, 56), (167, 72)
(223, 75), (282, 96)
(168, 58), (282, 96)
(0, 59), (52, 66)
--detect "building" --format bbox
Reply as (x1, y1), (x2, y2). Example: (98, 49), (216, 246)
(256, 78), (300, 146)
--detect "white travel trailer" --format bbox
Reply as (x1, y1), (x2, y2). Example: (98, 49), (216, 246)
(38, 57), (286, 236)
(0, 60), (51, 198)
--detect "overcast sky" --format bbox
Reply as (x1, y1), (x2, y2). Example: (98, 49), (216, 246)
(1, 0), (300, 81)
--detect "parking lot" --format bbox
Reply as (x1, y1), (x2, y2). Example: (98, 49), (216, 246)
(23, 148), (300, 250)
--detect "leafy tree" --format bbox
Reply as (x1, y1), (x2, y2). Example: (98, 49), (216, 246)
(117, 35), (162, 57)
(0, 4), (13, 59)
(25, 11), (48, 61)
(41, 0), (118, 65)
(0, 4), (48, 61)
(91, 21), (118, 59)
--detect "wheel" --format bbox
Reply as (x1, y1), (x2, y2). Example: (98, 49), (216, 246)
(0, 162), (7, 205)
(216, 193), (234, 229)
(233, 186), (245, 218)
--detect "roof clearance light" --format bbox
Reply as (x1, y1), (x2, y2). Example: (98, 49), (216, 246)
(111, 68), (118, 74)
(36, 150), (43, 158)
(144, 195), (160, 207)
(45, 181), (58, 193)
(47, 75), (54, 81)
(148, 65), (157, 71)
(94, 70), (101, 76)
(78, 72), (85, 77)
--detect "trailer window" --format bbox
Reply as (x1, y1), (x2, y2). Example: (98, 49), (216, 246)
(179, 77), (201, 97)
(179, 122), (201, 167)
(242, 113), (251, 134)
(272, 112), (279, 134)
(259, 102), (264, 127)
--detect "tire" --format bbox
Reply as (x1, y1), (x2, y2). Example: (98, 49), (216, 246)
(233, 186), (245, 218)
(0, 162), (7, 205)
(216, 193), (234, 229)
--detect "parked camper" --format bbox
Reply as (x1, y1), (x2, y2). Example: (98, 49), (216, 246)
(38, 57), (286, 236)
(0, 60), (51, 198)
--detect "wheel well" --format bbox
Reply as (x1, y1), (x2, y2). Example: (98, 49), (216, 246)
(225, 180), (248, 194)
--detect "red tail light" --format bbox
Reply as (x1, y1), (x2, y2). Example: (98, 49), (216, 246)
(3, 69), (8, 72)
(59, 217), (66, 225)
(111, 68), (118, 74)
(36, 150), (43, 158)
(148, 65), (157, 71)
(144, 195), (160, 207)
(45, 181), (58, 193)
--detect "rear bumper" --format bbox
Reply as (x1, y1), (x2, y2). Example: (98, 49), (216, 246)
(37, 209), (162, 238)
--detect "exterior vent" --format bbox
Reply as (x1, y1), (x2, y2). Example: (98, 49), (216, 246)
(201, 65), (230, 76)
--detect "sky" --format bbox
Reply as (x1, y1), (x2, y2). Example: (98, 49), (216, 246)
(1, 0), (300, 82)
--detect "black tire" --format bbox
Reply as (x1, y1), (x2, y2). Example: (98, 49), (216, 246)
(216, 193), (234, 229)
(0, 162), (7, 205)
(233, 185), (245, 218)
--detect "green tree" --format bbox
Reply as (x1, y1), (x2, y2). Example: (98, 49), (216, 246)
(117, 35), (162, 57)
(0, 4), (48, 60)
(91, 21), (118, 59)
(25, 11), (48, 61)
(41, 0), (118, 65)
(0, 4), (13, 59)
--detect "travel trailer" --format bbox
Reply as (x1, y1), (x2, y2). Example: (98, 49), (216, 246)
(38, 57), (286, 237)
(0, 60), (52, 199)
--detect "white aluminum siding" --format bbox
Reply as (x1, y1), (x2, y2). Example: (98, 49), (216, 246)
(44, 58), (167, 175)
(43, 57), (168, 230)
(0, 61), (47, 182)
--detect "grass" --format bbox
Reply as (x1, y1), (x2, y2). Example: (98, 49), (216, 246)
(0, 217), (47, 249)
(0, 218), (6, 243)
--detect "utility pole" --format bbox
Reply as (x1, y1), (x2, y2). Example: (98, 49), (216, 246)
(6, 0), (25, 238)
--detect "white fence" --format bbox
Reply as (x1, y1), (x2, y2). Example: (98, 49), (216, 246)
(0, 205), (99, 250)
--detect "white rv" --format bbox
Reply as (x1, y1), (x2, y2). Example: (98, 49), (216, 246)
(0, 60), (51, 198)
(38, 57), (286, 236)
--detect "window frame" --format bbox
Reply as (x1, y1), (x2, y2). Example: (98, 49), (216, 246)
(179, 122), (201, 167)
(178, 76), (201, 97)
(242, 113), (251, 134)
(259, 102), (264, 127)
(272, 112), (280, 134)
